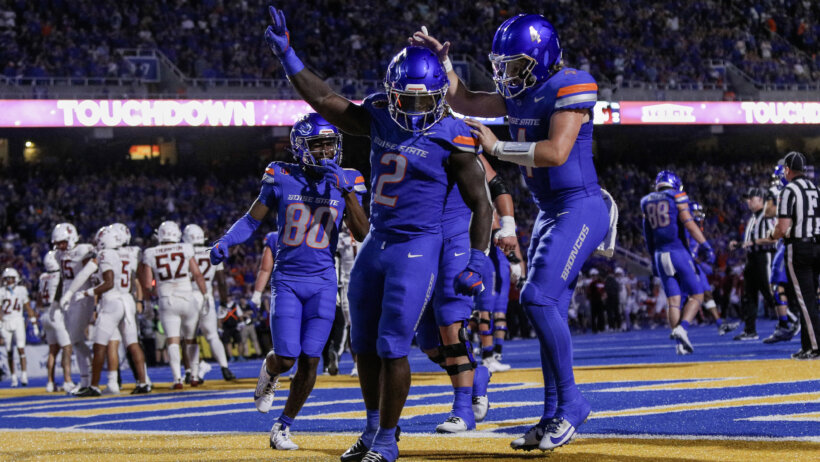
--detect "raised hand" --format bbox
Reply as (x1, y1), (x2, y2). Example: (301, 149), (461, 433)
(319, 159), (354, 193)
(408, 26), (451, 64)
(264, 6), (291, 57)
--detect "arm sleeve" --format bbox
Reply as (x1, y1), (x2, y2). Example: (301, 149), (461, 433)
(258, 163), (281, 208)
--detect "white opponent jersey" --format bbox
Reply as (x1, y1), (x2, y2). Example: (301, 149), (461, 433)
(38, 271), (61, 308)
(58, 243), (95, 293)
(336, 226), (358, 284)
(97, 248), (128, 299)
(191, 245), (222, 295)
(143, 243), (196, 297)
(116, 246), (142, 296)
(0, 285), (30, 322)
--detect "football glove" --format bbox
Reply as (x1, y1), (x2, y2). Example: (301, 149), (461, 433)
(251, 291), (262, 307)
(59, 291), (74, 311)
(697, 241), (715, 264)
(210, 240), (229, 265)
(319, 159), (354, 193)
(454, 249), (487, 296)
(510, 261), (523, 284)
(264, 6), (304, 75)
(201, 294), (212, 316)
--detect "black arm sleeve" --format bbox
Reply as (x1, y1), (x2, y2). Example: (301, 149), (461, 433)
(488, 175), (511, 202)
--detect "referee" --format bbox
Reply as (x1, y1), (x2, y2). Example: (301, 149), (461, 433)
(731, 187), (776, 341)
(766, 151), (820, 359)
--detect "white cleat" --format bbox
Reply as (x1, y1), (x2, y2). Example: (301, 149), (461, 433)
(46, 382), (55, 393)
(435, 416), (470, 433)
(254, 352), (280, 413)
(62, 381), (76, 394)
(675, 343), (691, 355)
(21, 372), (28, 386)
(269, 422), (299, 450)
(483, 356), (511, 373)
(670, 325), (694, 353)
(472, 395), (489, 422)
(103, 382), (121, 395)
(10, 375), (18, 387)
(539, 417), (579, 451)
(511, 424), (547, 451)
(198, 361), (212, 380)
(350, 364), (358, 377)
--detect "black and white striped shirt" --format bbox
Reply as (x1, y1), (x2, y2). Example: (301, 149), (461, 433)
(743, 209), (775, 251)
(778, 175), (820, 239)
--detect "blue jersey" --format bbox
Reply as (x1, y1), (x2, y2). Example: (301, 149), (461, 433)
(641, 189), (690, 252)
(441, 183), (472, 240)
(257, 161), (364, 278)
(362, 93), (478, 240)
(263, 231), (279, 256)
(505, 67), (600, 206)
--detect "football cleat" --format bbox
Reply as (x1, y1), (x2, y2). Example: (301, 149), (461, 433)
(675, 343), (691, 355)
(172, 380), (184, 390)
(670, 325), (693, 353)
(472, 395), (489, 422)
(190, 379), (201, 387)
(10, 375), (18, 387)
(184, 371), (191, 385)
(340, 426), (400, 462)
(510, 423), (547, 451)
(46, 382), (55, 393)
(269, 422), (299, 450)
(718, 321), (739, 336)
(734, 331), (759, 341)
(62, 381), (76, 393)
(328, 349), (340, 376)
(435, 415), (473, 433)
(21, 372), (27, 386)
(103, 382), (120, 395)
(254, 352), (280, 413)
(763, 325), (797, 344)
(221, 366), (236, 381)
(793, 349), (820, 360)
(350, 364), (358, 377)
(361, 451), (390, 462)
(75, 386), (102, 397)
(483, 356), (511, 373)
(131, 383), (152, 394)
(198, 361), (212, 380)
(539, 417), (581, 451)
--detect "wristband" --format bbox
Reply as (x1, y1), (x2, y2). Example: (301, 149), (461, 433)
(499, 216), (516, 235)
(442, 57), (453, 73)
(282, 48), (305, 76)
(491, 141), (536, 167)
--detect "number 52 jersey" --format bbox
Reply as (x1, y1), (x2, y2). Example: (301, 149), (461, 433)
(142, 243), (196, 297)
(258, 162), (366, 279)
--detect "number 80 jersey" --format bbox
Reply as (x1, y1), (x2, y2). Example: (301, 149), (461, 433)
(640, 189), (690, 251)
(258, 161), (365, 279)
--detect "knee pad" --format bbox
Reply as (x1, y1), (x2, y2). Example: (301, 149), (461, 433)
(441, 326), (476, 367)
(444, 362), (475, 376)
(493, 316), (508, 334)
(478, 318), (493, 337)
(703, 299), (716, 310)
(774, 289), (788, 306)
(427, 347), (446, 369)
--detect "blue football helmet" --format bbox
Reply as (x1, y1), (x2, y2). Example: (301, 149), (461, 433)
(489, 14), (562, 99)
(690, 201), (705, 223)
(655, 170), (682, 192)
(290, 113), (342, 167)
(772, 163), (787, 188)
(384, 46), (449, 133)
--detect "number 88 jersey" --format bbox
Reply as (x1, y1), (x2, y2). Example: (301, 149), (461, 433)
(259, 161), (365, 279)
(640, 189), (690, 251)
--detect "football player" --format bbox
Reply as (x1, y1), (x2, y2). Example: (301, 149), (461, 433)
(140, 221), (209, 389)
(641, 172), (713, 355)
(211, 113), (369, 450)
(54, 222), (96, 393)
(411, 16), (611, 450)
(1, 267), (36, 387)
(688, 202), (738, 338)
(182, 224), (236, 383)
(250, 231), (278, 311)
(67, 226), (150, 396)
(263, 8), (493, 461)
(38, 250), (74, 392)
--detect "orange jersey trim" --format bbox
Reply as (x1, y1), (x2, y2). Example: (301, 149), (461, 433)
(556, 83), (598, 97)
(453, 135), (477, 146)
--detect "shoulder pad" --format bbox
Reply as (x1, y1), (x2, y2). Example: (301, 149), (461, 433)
(551, 68), (598, 110)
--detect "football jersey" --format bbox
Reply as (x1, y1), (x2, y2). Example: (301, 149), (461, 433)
(641, 189), (690, 252)
(258, 162), (365, 278)
(58, 243), (95, 293)
(143, 242), (196, 297)
(505, 68), (600, 207)
(38, 271), (61, 308)
(264, 231), (279, 257)
(0, 285), (30, 322)
(191, 245), (223, 295)
(336, 224), (358, 281)
(116, 246), (142, 295)
(441, 183), (472, 240)
(96, 248), (127, 298)
(362, 93), (479, 239)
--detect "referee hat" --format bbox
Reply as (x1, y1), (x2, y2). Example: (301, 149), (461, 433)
(742, 187), (765, 199)
(782, 151), (806, 171)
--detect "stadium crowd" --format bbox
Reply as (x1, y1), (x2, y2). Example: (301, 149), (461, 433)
(0, 0), (817, 85)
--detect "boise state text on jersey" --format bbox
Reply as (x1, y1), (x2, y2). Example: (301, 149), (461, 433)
(363, 93), (478, 239)
(505, 68), (600, 205)
(258, 161), (364, 278)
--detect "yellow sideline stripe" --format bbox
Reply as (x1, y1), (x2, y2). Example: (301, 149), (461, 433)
(0, 431), (818, 462)
(24, 398), (249, 418)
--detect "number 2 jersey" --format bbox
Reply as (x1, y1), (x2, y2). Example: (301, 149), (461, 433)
(362, 93), (479, 240)
(641, 189), (690, 252)
(258, 162), (365, 279)
(142, 243), (196, 297)
(505, 68), (600, 206)
(191, 245), (223, 296)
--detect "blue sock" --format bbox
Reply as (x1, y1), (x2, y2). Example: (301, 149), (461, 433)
(680, 320), (690, 330)
(453, 386), (475, 427)
(493, 337), (504, 353)
(277, 413), (294, 429)
(715, 318), (723, 327)
(362, 409), (379, 447)
(472, 365), (490, 397)
(372, 426), (398, 461)
(481, 346), (493, 358)
(540, 345), (558, 418)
